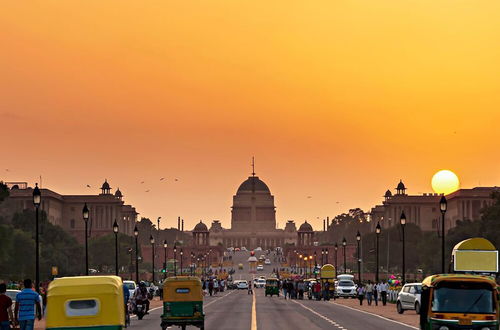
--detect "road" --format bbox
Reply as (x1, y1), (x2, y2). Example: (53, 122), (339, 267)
(128, 251), (416, 330)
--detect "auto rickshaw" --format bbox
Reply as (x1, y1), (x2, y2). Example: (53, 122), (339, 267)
(265, 278), (279, 297)
(161, 276), (204, 330)
(46, 275), (125, 330)
(419, 274), (499, 330)
(320, 264), (336, 301)
(238, 263), (244, 270)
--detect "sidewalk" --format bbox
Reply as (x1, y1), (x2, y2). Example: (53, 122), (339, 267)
(331, 297), (419, 328)
(34, 297), (163, 329)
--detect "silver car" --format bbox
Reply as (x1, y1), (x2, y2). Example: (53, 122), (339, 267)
(397, 283), (422, 314)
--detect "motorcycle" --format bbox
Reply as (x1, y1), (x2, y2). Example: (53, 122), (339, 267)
(134, 300), (147, 320)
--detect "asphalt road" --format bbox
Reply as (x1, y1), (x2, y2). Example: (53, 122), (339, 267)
(128, 251), (417, 330)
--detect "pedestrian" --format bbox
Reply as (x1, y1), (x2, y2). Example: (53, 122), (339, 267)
(14, 279), (42, 330)
(208, 279), (214, 296)
(0, 283), (14, 330)
(297, 281), (304, 300)
(247, 281), (253, 295)
(379, 280), (388, 306)
(213, 279), (218, 295)
(282, 280), (288, 299)
(357, 283), (365, 306)
(366, 280), (374, 306)
(313, 281), (321, 300)
(373, 282), (378, 306)
(322, 281), (330, 301)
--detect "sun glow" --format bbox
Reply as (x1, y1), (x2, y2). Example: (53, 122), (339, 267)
(431, 170), (460, 195)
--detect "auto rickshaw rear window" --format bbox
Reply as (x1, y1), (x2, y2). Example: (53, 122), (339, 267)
(65, 299), (99, 317)
(175, 288), (191, 294)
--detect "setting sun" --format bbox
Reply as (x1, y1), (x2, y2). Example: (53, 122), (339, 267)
(431, 170), (460, 195)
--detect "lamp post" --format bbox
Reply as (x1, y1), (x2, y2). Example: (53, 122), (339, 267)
(134, 226), (139, 283)
(163, 240), (168, 279)
(173, 244), (177, 276)
(342, 237), (347, 273)
(309, 255), (313, 277)
(150, 235), (155, 284)
(303, 256), (308, 276)
(113, 220), (119, 277)
(375, 222), (381, 283)
(33, 184), (41, 293)
(180, 249), (184, 275)
(440, 196), (447, 273)
(356, 231), (361, 283)
(325, 248), (329, 264)
(82, 203), (89, 276)
(299, 254), (303, 274)
(400, 211), (406, 284)
(334, 243), (338, 271)
(321, 249), (325, 266)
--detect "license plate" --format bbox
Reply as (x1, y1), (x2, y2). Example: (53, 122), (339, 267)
(458, 318), (472, 325)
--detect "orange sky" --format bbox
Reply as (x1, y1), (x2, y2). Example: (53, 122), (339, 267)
(1, 1), (500, 231)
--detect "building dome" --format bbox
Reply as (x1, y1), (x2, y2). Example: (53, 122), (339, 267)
(115, 188), (123, 198)
(298, 221), (313, 232)
(396, 180), (406, 190)
(384, 189), (392, 197)
(237, 176), (270, 193)
(193, 221), (208, 232)
(101, 179), (111, 190)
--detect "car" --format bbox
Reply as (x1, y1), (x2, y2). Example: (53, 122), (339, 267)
(264, 259), (271, 265)
(257, 265), (264, 271)
(235, 248), (241, 251)
(254, 247), (262, 251)
(335, 276), (357, 298)
(255, 278), (266, 288)
(241, 247), (248, 251)
(123, 280), (136, 299)
(397, 283), (422, 314)
(235, 280), (249, 290)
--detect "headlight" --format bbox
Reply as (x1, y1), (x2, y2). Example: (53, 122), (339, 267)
(438, 327), (449, 330)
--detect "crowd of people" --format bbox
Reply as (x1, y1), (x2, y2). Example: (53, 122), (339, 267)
(356, 280), (389, 306)
(0, 279), (42, 330)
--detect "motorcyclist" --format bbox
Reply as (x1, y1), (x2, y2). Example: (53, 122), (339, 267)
(132, 281), (150, 315)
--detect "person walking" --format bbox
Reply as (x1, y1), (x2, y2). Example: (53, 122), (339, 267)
(213, 279), (218, 296)
(365, 281), (374, 306)
(373, 282), (379, 306)
(247, 281), (253, 295)
(282, 280), (288, 299)
(322, 281), (330, 301)
(0, 283), (14, 330)
(379, 280), (388, 306)
(357, 283), (365, 306)
(208, 279), (214, 297)
(14, 279), (42, 330)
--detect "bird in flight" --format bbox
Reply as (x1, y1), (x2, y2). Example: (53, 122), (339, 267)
(175, 178), (179, 182)
(5, 169), (9, 172)
(140, 181), (145, 184)
(145, 190), (150, 192)
(307, 196), (312, 199)
(86, 184), (91, 188)
(160, 177), (165, 181)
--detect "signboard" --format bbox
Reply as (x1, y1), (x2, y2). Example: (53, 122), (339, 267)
(454, 250), (498, 273)
(51, 266), (58, 276)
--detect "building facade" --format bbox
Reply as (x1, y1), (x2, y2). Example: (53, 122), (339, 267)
(1, 180), (138, 242)
(370, 180), (498, 232)
(201, 173), (298, 249)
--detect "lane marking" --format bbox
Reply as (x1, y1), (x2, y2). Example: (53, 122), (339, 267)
(251, 291), (257, 330)
(330, 301), (419, 329)
(204, 289), (235, 308)
(129, 305), (163, 319)
(291, 299), (345, 329)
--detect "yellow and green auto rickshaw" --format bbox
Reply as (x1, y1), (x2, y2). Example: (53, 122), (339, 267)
(419, 274), (499, 330)
(320, 264), (336, 301)
(265, 278), (279, 297)
(161, 276), (204, 330)
(46, 276), (125, 330)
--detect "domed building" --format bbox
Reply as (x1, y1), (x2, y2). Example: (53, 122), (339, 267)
(208, 169), (298, 249)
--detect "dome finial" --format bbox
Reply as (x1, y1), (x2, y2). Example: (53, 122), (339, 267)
(251, 156), (256, 177)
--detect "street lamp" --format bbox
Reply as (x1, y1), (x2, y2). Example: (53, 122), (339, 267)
(82, 203), (90, 276)
(375, 222), (381, 283)
(400, 211), (406, 284)
(180, 249), (184, 275)
(356, 230), (361, 284)
(173, 244), (177, 276)
(33, 183), (41, 293)
(134, 226), (139, 283)
(113, 220), (119, 277)
(303, 256), (308, 276)
(334, 243), (338, 271)
(321, 249), (325, 266)
(150, 235), (155, 284)
(163, 240), (168, 279)
(309, 255), (313, 277)
(342, 237), (347, 273)
(325, 248), (329, 264)
(440, 196), (447, 273)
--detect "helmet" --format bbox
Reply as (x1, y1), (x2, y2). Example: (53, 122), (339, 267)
(139, 281), (146, 288)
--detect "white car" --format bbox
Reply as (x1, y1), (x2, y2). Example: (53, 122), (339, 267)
(335, 279), (357, 298)
(123, 280), (136, 299)
(254, 247), (262, 251)
(241, 247), (248, 251)
(264, 259), (271, 265)
(235, 280), (249, 290)
(397, 283), (422, 314)
(257, 265), (264, 271)
(254, 278), (266, 288)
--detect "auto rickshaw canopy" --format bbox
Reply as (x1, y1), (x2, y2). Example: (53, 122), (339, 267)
(265, 278), (278, 286)
(421, 274), (497, 289)
(163, 276), (203, 302)
(320, 264), (336, 279)
(46, 275), (124, 329)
